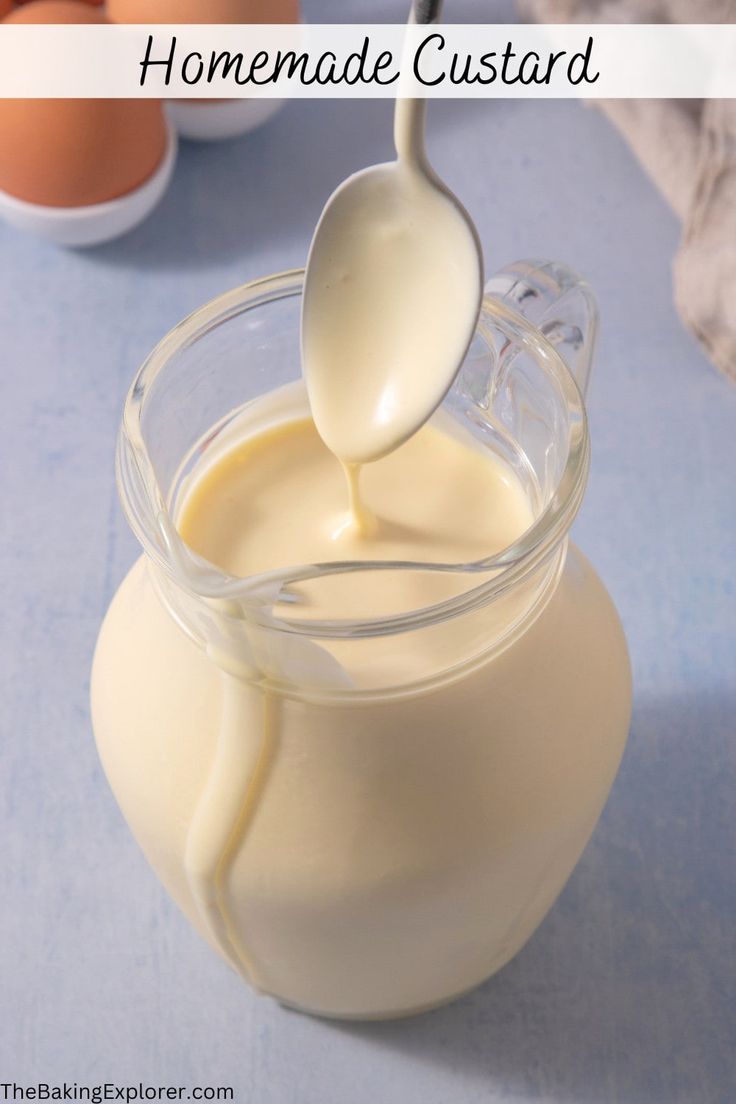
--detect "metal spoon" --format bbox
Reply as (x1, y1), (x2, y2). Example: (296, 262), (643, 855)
(301, 0), (484, 466)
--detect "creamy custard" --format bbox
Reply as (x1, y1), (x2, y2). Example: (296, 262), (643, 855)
(178, 413), (532, 628)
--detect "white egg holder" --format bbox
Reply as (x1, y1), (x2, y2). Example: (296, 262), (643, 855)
(0, 116), (178, 247)
(0, 95), (286, 247)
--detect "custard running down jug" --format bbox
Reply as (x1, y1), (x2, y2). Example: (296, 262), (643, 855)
(91, 260), (632, 1020)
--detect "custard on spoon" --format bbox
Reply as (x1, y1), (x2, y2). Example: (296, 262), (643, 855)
(301, 0), (483, 469)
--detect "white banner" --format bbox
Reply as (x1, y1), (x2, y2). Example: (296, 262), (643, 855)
(0, 23), (733, 98)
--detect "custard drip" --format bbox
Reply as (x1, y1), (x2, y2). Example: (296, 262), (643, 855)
(184, 674), (277, 990)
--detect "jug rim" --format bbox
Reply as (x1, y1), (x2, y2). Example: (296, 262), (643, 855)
(117, 267), (590, 640)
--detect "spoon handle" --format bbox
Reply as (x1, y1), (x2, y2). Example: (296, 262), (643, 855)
(413, 0), (443, 25)
(394, 0), (443, 166)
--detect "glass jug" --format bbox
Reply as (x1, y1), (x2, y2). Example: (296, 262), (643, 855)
(91, 260), (632, 1021)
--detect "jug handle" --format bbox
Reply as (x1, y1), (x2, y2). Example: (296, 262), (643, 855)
(484, 259), (598, 397)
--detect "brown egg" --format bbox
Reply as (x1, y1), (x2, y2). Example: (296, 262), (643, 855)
(0, 0), (15, 15)
(107, 0), (299, 24)
(0, 2), (168, 208)
(3, 2), (104, 27)
(14, 0), (101, 5)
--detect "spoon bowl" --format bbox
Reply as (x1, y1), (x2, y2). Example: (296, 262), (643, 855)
(302, 158), (483, 464)
(301, 0), (483, 466)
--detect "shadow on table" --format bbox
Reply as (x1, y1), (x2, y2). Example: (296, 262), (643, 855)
(328, 688), (736, 1103)
(77, 97), (495, 273)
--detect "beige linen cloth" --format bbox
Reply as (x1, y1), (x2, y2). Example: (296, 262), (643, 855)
(518, 0), (736, 382)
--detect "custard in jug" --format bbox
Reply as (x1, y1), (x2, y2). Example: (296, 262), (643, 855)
(92, 70), (630, 1021)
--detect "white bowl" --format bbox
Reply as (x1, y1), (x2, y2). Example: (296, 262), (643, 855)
(0, 118), (177, 247)
(168, 98), (285, 141)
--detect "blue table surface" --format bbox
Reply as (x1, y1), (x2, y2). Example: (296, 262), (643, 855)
(1, 3), (734, 1101)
